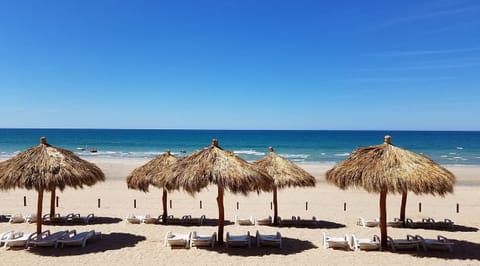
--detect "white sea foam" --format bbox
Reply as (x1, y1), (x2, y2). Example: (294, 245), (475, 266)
(456, 147), (464, 150)
(335, 153), (350, 157)
(233, 150), (266, 156)
(279, 153), (310, 159)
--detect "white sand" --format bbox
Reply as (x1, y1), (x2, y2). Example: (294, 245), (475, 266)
(0, 158), (479, 265)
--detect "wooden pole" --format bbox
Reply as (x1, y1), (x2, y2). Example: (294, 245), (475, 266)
(273, 187), (279, 225)
(400, 191), (407, 226)
(380, 189), (388, 248)
(37, 189), (44, 234)
(217, 184), (224, 245)
(50, 189), (56, 217)
(162, 188), (168, 224)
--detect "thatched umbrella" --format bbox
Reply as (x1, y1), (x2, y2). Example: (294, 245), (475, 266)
(165, 139), (273, 244)
(126, 150), (177, 223)
(0, 137), (105, 234)
(254, 147), (316, 225)
(325, 135), (455, 248)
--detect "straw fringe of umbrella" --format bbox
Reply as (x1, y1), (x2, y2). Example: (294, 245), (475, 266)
(254, 147), (316, 225)
(325, 135), (455, 248)
(0, 137), (105, 234)
(167, 140), (273, 195)
(126, 151), (178, 192)
(0, 138), (104, 191)
(326, 142), (455, 195)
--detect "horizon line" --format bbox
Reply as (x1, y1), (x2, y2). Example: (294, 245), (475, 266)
(0, 127), (479, 132)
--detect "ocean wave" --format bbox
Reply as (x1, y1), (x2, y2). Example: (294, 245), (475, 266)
(334, 153), (350, 157)
(456, 147), (464, 150)
(279, 153), (310, 159)
(233, 150), (266, 156)
(290, 158), (306, 162)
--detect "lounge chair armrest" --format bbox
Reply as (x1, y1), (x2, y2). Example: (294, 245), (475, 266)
(406, 234), (416, 241)
(437, 235), (448, 242)
(414, 235), (424, 240)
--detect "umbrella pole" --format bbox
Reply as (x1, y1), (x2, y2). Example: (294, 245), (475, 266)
(216, 184), (224, 245)
(400, 191), (407, 226)
(273, 187), (279, 225)
(50, 189), (56, 217)
(162, 188), (168, 224)
(36, 189), (44, 234)
(380, 189), (388, 249)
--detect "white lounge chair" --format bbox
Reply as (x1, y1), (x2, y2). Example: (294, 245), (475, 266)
(387, 235), (420, 251)
(323, 232), (352, 250)
(256, 216), (272, 225)
(182, 215), (206, 226)
(24, 214), (37, 224)
(142, 214), (158, 224)
(357, 217), (379, 227)
(351, 234), (381, 251)
(235, 215), (255, 225)
(226, 231), (251, 248)
(0, 231), (14, 247)
(256, 230), (282, 248)
(190, 231), (216, 248)
(71, 213), (95, 224)
(298, 216), (318, 227)
(28, 230), (69, 247)
(164, 231), (191, 248)
(278, 216), (300, 227)
(9, 214), (25, 223)
(388, 217), (405, 228)
(42, 213), (67, 224)
(2, 232), (33, 249)
(414, 235), (453, 252)
(406, 218), (435, 229)
(432, 218), (454, 230)
(55, 230), (95, 248)
(126, 214), (142, 224)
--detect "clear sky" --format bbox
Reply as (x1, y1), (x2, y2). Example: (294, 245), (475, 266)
(0, 0), (479, 130)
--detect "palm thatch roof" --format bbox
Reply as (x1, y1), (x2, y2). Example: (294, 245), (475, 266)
(126, 151), (178, 192)
(0, 137), (105, 191)
(254, 147), (316, 188)
(325, 136), (455, 195)
(167, 139), (273, 195)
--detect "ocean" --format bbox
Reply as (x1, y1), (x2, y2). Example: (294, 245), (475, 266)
(0, 129), (479, 165)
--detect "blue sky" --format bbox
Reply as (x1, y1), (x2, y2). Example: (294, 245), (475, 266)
(0, 0), (479, 130)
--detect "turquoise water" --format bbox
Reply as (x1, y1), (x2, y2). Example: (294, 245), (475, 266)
(0, 129), (479, 165)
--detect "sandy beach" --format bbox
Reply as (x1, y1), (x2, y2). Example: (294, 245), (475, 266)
(0, 158), (479, 265)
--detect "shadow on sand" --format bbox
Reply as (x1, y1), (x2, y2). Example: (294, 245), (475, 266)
(392, 224), (478, 233)
(379, 239), (480, 261)
(161, 219), (235, 227)
(26, 232), (146, 256)
(43, 216), (123, 226)
(210, 237), (317, 256)
(269, 220), (346, 229)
